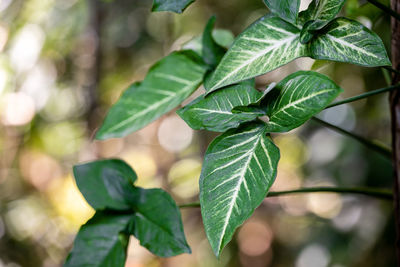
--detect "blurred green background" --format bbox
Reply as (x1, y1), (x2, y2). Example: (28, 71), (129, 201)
(0, 0), (396, 266)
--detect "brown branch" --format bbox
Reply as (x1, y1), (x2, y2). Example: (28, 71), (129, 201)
(390, 0), (400, 264)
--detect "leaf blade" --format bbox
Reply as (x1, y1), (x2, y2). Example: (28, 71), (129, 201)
(205, 15), (306, 93)
(152, 0), (195, 13)
(310, 17), (391, 67)
(129, 188), (191, 257)
(96, 51), (207, 140)
(202, 16), (227, 67)
(73, 159), (137, 211)
(263, 71), (343, 132)
(299, 0), (346, 24)
(200, 122), (280, 256)
(263, 0), (301, 23)
(64, 212), (131, 267)
(177, 80), (266, 132)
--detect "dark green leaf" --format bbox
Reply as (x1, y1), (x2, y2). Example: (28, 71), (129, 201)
(64, 212), (131, 267)
(263, 71), (343, 132)
(202, 16), (227, 67)
(152, 0), (195, 13)
(73, 159), (137, 211)
(310, 18), (391, 67)
(177, 80), (267, 132)
(200, 122), (280, 256)
(96, 51), (207, 140)
(205, 15), (307, 93)
(128, 188), (191, 257)
(263, 0), (301, 23)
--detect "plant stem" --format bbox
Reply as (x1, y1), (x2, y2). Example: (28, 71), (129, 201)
(311, 117), (392, 158)
(179, 186), (393, 208)
(368, 0), (400, 21)
(390, 0), (400, 262)
(326, 84), (400, 109)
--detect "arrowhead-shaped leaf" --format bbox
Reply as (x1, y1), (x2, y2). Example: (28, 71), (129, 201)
(152, 0), (195, 13)
(96, 51), (207, 140)
(128, 187), (191, 257)
(205, 15), (307, 93)
(202, 16), (227, 67)
(310, 17), (391, 67)
(64, 212), (131, 267)
(200, 122), (280, 256)
(263, 0), (301, 24)
(177, 80), (267, 132)
(263, 71), (343, 132)
(298, 0), (346, 25)
(73, 159), (137, 211)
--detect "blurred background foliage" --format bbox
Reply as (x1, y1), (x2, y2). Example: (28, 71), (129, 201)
(0, 0), (396, 266)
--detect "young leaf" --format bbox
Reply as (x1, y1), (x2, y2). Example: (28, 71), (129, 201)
(200, 122), (280, 256)
(64, 212), (131, 267)
(263, 71), (343, 132)
(298, 0), (346, 25)
(182, 29), (234, 58)
(96, 51), (207, 140)
(202, 16), (227, 67)
(128, 187), (191, 257)
(263, 0), (301, 24)
(205, 15), (307, 93)
(310, 18), (391, 67)
(177, 80), (266, 132)
(152, 0), (195, 13)
(73, 159), (137, 211)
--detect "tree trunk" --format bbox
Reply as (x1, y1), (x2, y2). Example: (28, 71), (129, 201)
(390, 0), (400, 264)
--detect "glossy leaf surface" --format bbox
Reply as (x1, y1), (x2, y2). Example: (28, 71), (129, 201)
(200, 122), (280, 256)
(299, 0), (345, 25)
(205, 15), (306, 93)
(64, 212), (131, 267)
(310, 18), (391, 67)
(96, 51), (207, 140)
(73, 159), (137, 211)
(129, 188), (191, 257)
(263, 0), (300, 23)
(177, 80), (266, 132)
(263, 71), (343, 132)
(152, 0), (195, 13)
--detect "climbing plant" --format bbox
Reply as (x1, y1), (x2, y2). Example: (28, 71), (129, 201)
(64, 0), (399, 265)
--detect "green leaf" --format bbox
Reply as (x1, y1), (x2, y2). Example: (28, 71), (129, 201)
(64, 212), (131, 267)
(310, 18), (391, 67)
(128, 187), (191, 257)
(299, 0), (346, 25)
(73, 159), (137, 211)
(182, 30), (234, 58)
(205, 15), (307, 93)
(96, 51), (207, 140)
(263, 71), (343, 132)
(200, 122), (280, 256)
(263, 0), (300, 24)
(202, 16), (227, 67)
(152, 0), (195, 13)
(177, 80), (267, 132)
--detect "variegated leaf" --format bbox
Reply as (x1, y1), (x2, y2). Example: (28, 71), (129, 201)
(263, 0), (301, 23)
(310, 18), (391, 67)
(298, 0), (346, 25)
(205, 15), (307, 93)
(200, 122), (280, 256)
(96, 51), (207, 140)
(177, 80), (266, 132)
(263, 71), (343, 132)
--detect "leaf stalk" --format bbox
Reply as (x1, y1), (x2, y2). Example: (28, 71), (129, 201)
(179, 186), (393, 208)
